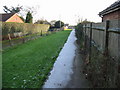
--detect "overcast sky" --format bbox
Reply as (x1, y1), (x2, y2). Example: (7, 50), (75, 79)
(0, 0), (117, 25)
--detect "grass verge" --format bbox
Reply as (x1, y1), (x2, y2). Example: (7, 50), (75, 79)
(3, 30), (71, 88)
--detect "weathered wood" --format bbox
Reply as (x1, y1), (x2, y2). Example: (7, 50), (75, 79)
(104, 20), (110, 86)
(41, 30), (43, 36)
(84, 24), (86, 47)
(104, 20), (110, 55)
(83, 19), (120, 87)
(89, 23), (92, 63)
(8, 34), (12, 46)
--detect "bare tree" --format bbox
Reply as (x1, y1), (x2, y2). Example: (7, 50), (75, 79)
(3, 5), (23, 13)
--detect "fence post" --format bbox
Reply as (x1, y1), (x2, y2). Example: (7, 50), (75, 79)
(118, 29), (120, 87)
(84, 24), (86, 37)
(8, 34), (12, 46)
(41, 30), (42, 36)
(84, 24), (86, 51)
(104, 20), (110, 55)
(104, 20), (110, 87)
(22, 36), (25, 43)
(89, 23), (92, 63)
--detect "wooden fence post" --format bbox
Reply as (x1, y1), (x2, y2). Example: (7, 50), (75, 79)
(84, 24), (86, 43)
(104, 20), (110, 86)
(84, 24), (86, 35)
(104, 20), (110, 55)
(84, 24), (87, 51)
(22, 36), (25, 43)
(84, 24), (86, 37)
(8, 34), (12, 46)
(89, 23), (92, 63)
(118, 32), (120, 87)
(41, 30), (42, 36)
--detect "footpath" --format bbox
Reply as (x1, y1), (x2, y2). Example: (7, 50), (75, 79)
(43, 29), (90, 88)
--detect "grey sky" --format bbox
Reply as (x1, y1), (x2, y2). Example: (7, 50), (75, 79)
(0, 0), (117, 25)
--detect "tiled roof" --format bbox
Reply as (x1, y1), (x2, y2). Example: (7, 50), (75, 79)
(0, 13), (15, 22)
(99, 0), (120, 16)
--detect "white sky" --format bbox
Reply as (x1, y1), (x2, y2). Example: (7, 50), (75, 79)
(0, 0), (117, 25)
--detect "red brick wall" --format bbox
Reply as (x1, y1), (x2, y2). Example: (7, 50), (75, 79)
(6, 14), (24, 23)
(102, 10), (120, 21)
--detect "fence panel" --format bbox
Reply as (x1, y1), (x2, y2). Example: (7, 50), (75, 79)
(82, 19), (120, 87)
(83, 19), (120, 60)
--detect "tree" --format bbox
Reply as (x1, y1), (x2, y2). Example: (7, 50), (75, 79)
(81, 19), (91, 24)
(25, 11), (33, 23)
(3, 5), (38, 21)
(34, 19), (50, 25)
(34, 20), (44, 24)
(55, 20), (64, 28)
(50, 20), (56, 25)
(3, 5), (23, 13)
(22, 6), (37, 16)
(19, 16), (25, 22)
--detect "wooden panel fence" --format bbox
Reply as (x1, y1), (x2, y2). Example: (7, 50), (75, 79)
(83, 19), (120, 61)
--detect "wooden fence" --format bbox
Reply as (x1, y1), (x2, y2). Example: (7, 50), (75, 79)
(2, 28), (63, 49)
(83, 19), (120, 61)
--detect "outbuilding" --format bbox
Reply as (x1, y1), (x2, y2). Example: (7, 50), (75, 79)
(99, 0), (120, 22)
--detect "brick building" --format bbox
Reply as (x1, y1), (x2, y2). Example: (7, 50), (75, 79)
(0, 13), (24, 23)
(99, 0), (120, 22)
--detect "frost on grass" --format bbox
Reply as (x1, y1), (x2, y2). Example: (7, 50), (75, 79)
(43, 29), (77, 88)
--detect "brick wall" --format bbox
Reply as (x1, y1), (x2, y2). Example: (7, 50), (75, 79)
(6, 14), (24, 23)
(102, 10), (120, 21)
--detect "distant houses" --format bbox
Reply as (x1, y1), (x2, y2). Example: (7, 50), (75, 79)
(99, 0), (120, 22)
(64, 24), (69, 30)
(0, 13), (24, 23)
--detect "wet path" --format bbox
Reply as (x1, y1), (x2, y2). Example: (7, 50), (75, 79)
(43, 29), (90, 88)
(65, 41), (91, 88)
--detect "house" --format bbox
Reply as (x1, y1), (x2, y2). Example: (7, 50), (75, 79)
(99, 0), (120, 22)
(0, 13), (24, 23)
(50, 20), (56, 27)
(64, 24), (69, 30)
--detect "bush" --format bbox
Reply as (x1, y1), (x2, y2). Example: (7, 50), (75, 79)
(75, 23), (84, 42)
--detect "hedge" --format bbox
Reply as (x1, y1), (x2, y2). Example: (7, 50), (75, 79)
(2, 22), (50, 38)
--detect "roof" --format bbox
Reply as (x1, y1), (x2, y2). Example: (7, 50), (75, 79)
(99, 0), (120, 17)
(0, 13), (15, 22)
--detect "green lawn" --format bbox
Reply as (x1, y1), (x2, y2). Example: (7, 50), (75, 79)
(2, 30), (71, 88)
